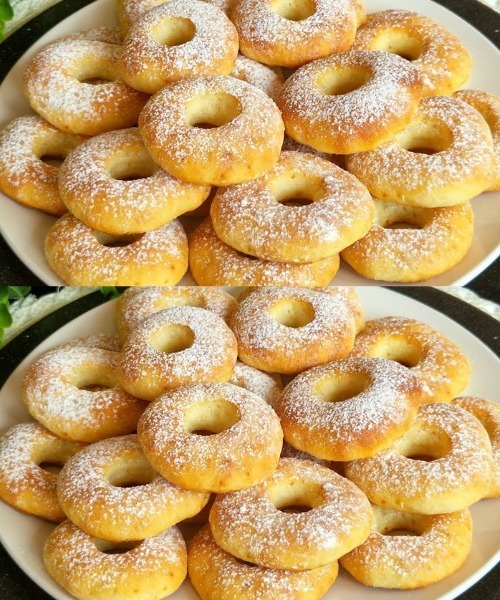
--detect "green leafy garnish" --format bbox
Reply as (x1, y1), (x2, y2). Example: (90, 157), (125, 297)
(0, 286), (31, 347)
(0, 0), (13, 41)
(100, 287), (125, 299)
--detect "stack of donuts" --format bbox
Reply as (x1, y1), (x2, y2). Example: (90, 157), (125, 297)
(0, 286), (498, 600)
(0, 0), (499, 284)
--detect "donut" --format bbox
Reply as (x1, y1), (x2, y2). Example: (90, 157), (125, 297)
(139, 75), (284, 186)
(44, 520), (186, 600)
(189, 218), (341, 286)
(230, 54), (284, 102)
(58, 128), (209, 235)
(349, 316), (470, 404)
(340, 199), (474, 282)
(232, 0), (357, 68)
(23, 37), (148, 136)
(120, 0), (239, 94)
(119, 306), (238, 401)
(451, 396), (500, 498)
(0, 423), (85, 522)
(45, 214), (189, 285)
(339, 506), (473, 589)
(209, 457), (373, 570)
(210, 151), (374, 263)
(313, 286), (365, 333)
(137, 383), (283, 492)
(229, 287), (357, 375)
(344, 403), (494, 514)
(188, 524), (340, 600)
(351, 10), (472, 96)
(454, 89), (500, 191)
(276, 357), (422, 461)
(57, 435), (209, 541)
(22, 345), (148, 442)
(61, 333), (122, 352)
(229, 361), (282, 409)
(277, 50), (423, 154)
(352, 0), (366, 26)
(62, 26), (123, 44)
(0, 116), (86, 215)
(115, 286), (237, 343)
(346, 95), (495, 207)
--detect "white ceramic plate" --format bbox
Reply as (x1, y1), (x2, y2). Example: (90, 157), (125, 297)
(0, 0), (499, 285)
(0, 287), (498, 599)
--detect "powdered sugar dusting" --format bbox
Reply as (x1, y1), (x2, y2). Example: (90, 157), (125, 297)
(230, 361), (282, 408)
(231, 54), (283, 101)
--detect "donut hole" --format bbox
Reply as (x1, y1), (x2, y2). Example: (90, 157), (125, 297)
(316, 67), (370, 96)
(315, 373), (370, 403)
(94, 538), (142, 555)
(106, 455), (157, 488)
(71, 366), (116, 391)
(268, 480), (323, 514)
(183, 399), (240, 436)
(270, 0), (316, 21)
(397, 121), (453, 155)
(35, 138), (79, 167)
(268, 298), (315, 328)
(269, 173), (324, 206)
(384, 221), (422, 230)
(369, 30), (424, 61)
(364, 337), (422, 369)
(94, 232), (144, 248)
(375, 510), (426, 537)
(397, 428), (452, 462)
(374, 201), (429, 232)
(74, 62), (118, 84)
(150, 17), (196, 47)
(39, 154), (66, 167)
(149, 324), (195, 354)
(38, 462), (63, 475)
(186, 93), (241, 129)
(106, 150), (159, 181)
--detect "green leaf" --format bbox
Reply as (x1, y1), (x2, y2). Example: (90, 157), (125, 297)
(0, 0), (14, 20)
(0, 303), (12, 328)
(100, 286), (123, 299)
(7, 286), (31, 300)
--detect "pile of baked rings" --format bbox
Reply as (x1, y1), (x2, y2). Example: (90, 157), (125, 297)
(0, 286), (498, 600)
(0, 0), (499, 285)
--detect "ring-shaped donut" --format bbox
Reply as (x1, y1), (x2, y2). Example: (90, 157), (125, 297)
(351, 9), (472, 96)
(230, 287), (356, 375)
(22, 345), (147, 442)
(58, 128), (209, 235)
(278, 50), (423, 154)
(57, 435), (209, 541)
(23, 38), (148, 136)
(340, 506), (473, 589)
(344, 403), (494, 514)
(276, 357), (423, 461)
(119, 306), (238, 401)
(139, 76), (284, 186)
(209, 458), (373, 570)
(210, 151), (374, 263)
(0, 423), (85, 522)
(44, 520), (187, 600)
(45, 214), (189, 286)
(346, 95), (495, 207)
(349, 316), (470, 404)
(137, 383), (283, 492)
(120, 0), (239, 94)
(341, 199), (474, 282)
(188, 524), (340, 599)
(189, 218), (341, 286)
(0, 116), (86, 215)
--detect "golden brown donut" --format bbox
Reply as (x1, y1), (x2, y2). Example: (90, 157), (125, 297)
(340, 199), (474, 282)
(0, 423), (85, 522)
(351, 9), (472, 96)
(189, 218), (341, 286)
(230, 287), (356, 375)
(313, 286), (365, 333)
(230, 54), (284, 102)
(188, 524), (340, 600)
(278, 50), (423, 154)
(137, 382), (283, 492)
(120, 0), (239, 94)
(23, 37), (148, 136)
(139, 75), (284, 186)
(451, 396), (500, 498)
(210, 151), (374, 263)
(340, 506), (473, 589)
(119, 306), (238, 401)
(115, 286), (237, 342)
(454, 89), (500, 191)
(44, 520), (187, 600)
(58, 128), (209, 235)
(276, 357), (423, 461)
(350, 316), (470, 404)
(45, 214), (189, 286)
(209, 458), (373, 570)
(0, 116), (86, 215)
(346, 95), (495, 207)
(57, 435), (209, 541)
(232, 0), (357, 68)
(22, 345), (147, 443)
(344, 403), (494, 514)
